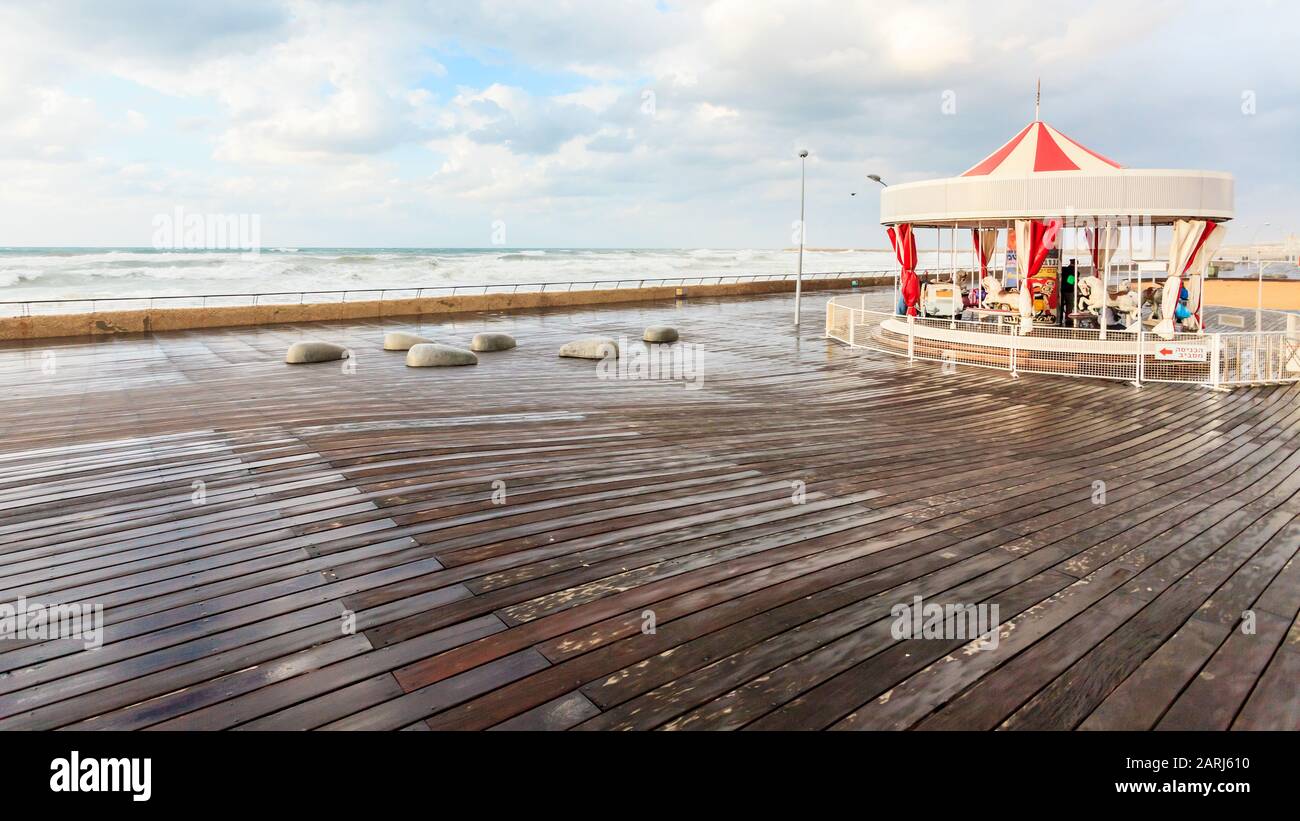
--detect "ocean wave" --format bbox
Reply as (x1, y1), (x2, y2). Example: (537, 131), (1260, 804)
(0, 248), (915, 302)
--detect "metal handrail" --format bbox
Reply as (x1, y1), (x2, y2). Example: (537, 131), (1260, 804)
(825, 295), (1300, 388)
(0, 270), (893, 316)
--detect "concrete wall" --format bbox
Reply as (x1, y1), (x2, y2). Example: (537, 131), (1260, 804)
(0, 275), (891, 341)
(1202, 279), (1300, 311)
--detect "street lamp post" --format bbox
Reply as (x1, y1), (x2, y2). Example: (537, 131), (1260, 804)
(867, 174), (890, 310)
(1253, 222), (1271, 331)
(794, 150), (809, 330)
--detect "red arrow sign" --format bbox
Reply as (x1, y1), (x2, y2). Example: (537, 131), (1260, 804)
(1159, 348), (1173, 356)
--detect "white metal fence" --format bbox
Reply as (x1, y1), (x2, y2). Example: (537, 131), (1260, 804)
(0, 270), (892, 318)
(825, 294), (1300, 388)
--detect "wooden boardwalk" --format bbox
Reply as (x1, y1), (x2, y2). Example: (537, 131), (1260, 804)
(0, 290), (1296, 730)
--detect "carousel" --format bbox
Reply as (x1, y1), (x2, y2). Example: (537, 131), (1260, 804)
(823, 103), (1300, 387)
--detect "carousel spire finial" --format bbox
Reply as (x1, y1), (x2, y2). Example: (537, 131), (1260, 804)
(1035, 78), (1041, 121)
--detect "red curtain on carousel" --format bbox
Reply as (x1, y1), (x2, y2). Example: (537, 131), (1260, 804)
(1015, 218), (1061, 308)
(1012, 218), (1061, 334)
(1024, 219), (1057, 280)
(1156, 219), (1225, 337)
(888, 223), (919, 316)
(971, 228), (997, 278)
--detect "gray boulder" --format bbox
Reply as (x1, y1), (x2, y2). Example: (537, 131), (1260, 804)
(643, 325), (679, 343)
(384, 331), (434, 351)
(471, 332), (517, 352)
(559, 337), (619, 360)
(406, 343), (478, 367)
(286, 341), (349, 364)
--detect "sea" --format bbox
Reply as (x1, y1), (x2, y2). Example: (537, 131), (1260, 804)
(0, 247), (958, 306)
(0, 247), (1291, 308)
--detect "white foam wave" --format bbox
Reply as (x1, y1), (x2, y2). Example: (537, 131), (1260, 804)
(0, 248), (931, 302)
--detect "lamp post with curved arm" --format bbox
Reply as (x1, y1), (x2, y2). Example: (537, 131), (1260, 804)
(794, 150), (809, 330)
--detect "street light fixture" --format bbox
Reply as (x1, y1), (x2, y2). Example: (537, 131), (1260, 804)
(794, 149), (809, 330)
(867, 174), (887, 187)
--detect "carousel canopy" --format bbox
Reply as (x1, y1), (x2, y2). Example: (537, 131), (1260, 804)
(880, 119), (1234, 228)
(962, 121), (1122, 176)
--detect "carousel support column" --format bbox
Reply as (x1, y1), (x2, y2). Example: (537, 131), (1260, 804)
(1072, 223), (1082, 321)
(950, 225), (958, 330)
(1133, 221), (1142, 328)
(1100, 221), (1109, 341)
(1132, 219), (1143, 388)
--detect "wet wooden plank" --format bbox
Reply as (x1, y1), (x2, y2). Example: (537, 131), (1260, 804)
(0, 290), (1296, 731)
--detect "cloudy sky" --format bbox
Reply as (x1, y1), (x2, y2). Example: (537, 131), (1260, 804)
(1, 0), (1296, 248)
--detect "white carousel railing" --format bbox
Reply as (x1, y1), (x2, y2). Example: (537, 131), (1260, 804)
(825, 294), (1300, 388)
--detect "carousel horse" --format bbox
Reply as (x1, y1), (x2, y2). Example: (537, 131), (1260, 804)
(979, 276), (1019, 312)
(1139, 283), (1164, 318)
(1077, 276), (1106, 315)
(1080, 277), (1143, 329)
(1108, 290), (1141, 329)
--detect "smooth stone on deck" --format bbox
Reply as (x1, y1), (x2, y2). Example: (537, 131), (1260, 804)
(405, 343), (478, 367)
(558, 337), (619, 360)
(384, 331), (434, 351)
(285, 341), (349, 364)
(643, 325), (679, 343)
(470, 332), (517, 352)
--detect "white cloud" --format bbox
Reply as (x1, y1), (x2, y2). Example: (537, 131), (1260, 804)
(0, 0), (1297, 246)
(0, 87), (104, 162)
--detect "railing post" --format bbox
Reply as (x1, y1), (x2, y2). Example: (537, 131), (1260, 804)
(1210, 333), (1221, 388)
(1135, 326), (1144, 387)
(848, 306), (856, 346)
(907, 314), (915, 362)
(1008, 323), (1017, 376)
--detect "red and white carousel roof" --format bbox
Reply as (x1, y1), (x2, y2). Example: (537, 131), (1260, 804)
(879, 118), (1233, 227)
(961, 121), (1122, 177)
